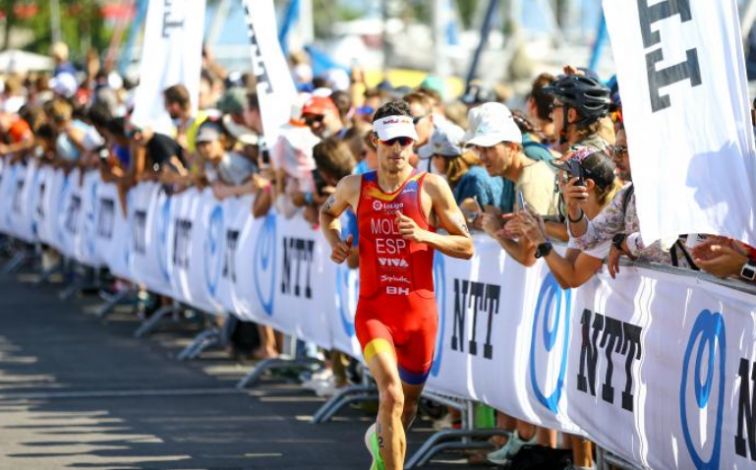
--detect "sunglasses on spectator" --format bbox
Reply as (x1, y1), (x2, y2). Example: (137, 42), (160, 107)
(304, 115), (324, 126)
(611, 145), (628, 156)
(412, 114), (429, 125)
(379, 137), (414, 147)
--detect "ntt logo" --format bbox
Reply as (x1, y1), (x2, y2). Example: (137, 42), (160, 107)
(529, 272), (571, 413)
(679, 309), (726, 470)
(253, 213), (277, 316)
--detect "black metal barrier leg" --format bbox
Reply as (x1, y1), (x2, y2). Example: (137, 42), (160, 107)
(236, 356), (321, 389)
(311, 384), (379, 423)
(1, 250), (31, 275)
(33, 262), (62, 286)
(96, 288), (137, 319)
(177, 327), (221, 361)
(133, 304), (181, 338)
(404, 428), (510, 469)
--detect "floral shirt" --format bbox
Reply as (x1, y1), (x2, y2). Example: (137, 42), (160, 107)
(572, 183), (694, 268)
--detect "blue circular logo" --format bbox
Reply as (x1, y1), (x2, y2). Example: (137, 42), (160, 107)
(156, 194), (172, 282)
(55, 176), (71, 244)
(124, 191), (133, 267)
(679, 309), (726, 470)
(335, 264), (357, 337)
(4, 165), (17, 228)
(30, 172), (43, 237)
(253, 213), (277, 316)
(529, 272), (572, 413)
(84, 180), (98, 258)
(430, 252), (446, 377)
(204, 205), (224, 295)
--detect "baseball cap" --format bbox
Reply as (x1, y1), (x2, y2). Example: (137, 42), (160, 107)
(222, 114), (258, 146)
(373, 115), (419, 142)
(217, 87), (247, 115)
(195, 121), (223, 143)
(463, 102), (522, 147)
(302, 95), (338, 116)
(50, 73), (78, 98)
(418, 121), (465, 159)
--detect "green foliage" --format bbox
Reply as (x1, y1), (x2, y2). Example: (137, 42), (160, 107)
(6, 0), (111, 60)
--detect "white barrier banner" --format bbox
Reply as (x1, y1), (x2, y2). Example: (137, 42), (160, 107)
(181, 188), (224, 314)
(130, 0), (206, 132)
(262, 215), (331, 348)
(30, 165), (53, 244)
(603, 0), (756, 247)
(57, 168), (83, 258)
(0, 161), (16, 235)
(129, 183), (173, 297)
(95, 180), (132, 281)
(241, 0), (298, 144)
(426, 237), (581, 432)
(209, 194), (251, 316)
(2, 164), (756, 469)
(72, 171), (102, 268)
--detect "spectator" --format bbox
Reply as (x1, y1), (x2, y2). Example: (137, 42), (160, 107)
(693, 237), (756, 284)
(525, 73), (557, 145)
(195, 120), (257, 199)
(403, 91), (435, 151)
(543, 73), (613, 154)
(568, 126), (698, 276)
(301, 95), (344, 139)
(417, 120), (506, 226)
(511, 149), (624, 288)
(466, 102), (558, 266)
(50, 42), (76, 77)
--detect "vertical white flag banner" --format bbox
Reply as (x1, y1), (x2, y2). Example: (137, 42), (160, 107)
(130, 0), (206, 132)
(603, 0), (756, 247)
(242, 0), (298, 144)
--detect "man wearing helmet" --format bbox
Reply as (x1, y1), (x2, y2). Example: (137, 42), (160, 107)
(543, 70), (614, 155)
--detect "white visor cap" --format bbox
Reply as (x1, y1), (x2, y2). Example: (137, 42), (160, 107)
(373, 115), (419, 142)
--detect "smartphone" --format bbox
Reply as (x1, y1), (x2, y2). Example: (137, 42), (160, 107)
(517, 191), (528, 211)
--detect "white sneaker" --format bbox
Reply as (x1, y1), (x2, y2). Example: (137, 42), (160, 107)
(487, 431), (536, 465)
(301, 369), (333, 391)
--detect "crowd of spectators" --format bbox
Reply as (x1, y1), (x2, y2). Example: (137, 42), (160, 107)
(2, 40), (755, 470)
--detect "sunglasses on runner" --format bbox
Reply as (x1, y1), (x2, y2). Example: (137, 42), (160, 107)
(379, 137), (414, 147)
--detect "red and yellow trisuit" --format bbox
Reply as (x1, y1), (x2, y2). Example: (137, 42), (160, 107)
(355, 169), (437, 385)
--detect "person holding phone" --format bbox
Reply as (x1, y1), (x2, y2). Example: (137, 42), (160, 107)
(507, 149), (624, 288)
(464, 102), (559, 266)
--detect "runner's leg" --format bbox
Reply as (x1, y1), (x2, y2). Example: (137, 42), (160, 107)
(366, 340), (406, 470)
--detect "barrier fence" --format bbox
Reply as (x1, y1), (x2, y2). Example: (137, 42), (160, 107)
(1, 160), (755, 469)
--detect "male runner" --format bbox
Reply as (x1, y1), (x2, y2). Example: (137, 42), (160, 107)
(320, 100), (473, 470)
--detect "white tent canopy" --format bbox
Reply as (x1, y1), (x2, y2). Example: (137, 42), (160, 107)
(0, 49), (53, 73)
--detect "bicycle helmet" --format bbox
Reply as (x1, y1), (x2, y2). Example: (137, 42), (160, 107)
(543, 74), (611, 121)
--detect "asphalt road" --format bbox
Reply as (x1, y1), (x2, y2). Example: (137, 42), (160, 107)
(0, 262), (483, 470)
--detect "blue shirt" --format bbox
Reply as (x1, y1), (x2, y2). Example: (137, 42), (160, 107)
(453, 165), (513, 213)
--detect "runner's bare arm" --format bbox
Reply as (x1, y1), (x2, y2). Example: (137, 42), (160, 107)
(403, 173), (473, 260)
(320, 175), (360, 263)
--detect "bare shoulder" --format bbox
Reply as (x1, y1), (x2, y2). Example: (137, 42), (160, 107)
(338, 174), (362, 192)
(422, 172), (453, 199)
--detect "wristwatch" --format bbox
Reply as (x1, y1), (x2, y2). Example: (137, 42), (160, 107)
(741, 261), (756, 282)
(535, 241), (553, 259)
(612, 233), (627, 251)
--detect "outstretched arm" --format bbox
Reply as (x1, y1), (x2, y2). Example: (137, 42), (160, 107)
(397, 174), (473, 260)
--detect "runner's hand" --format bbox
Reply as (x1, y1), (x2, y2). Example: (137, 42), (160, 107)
(330, 234), (353, 264)
(396, 212), (427, 243)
